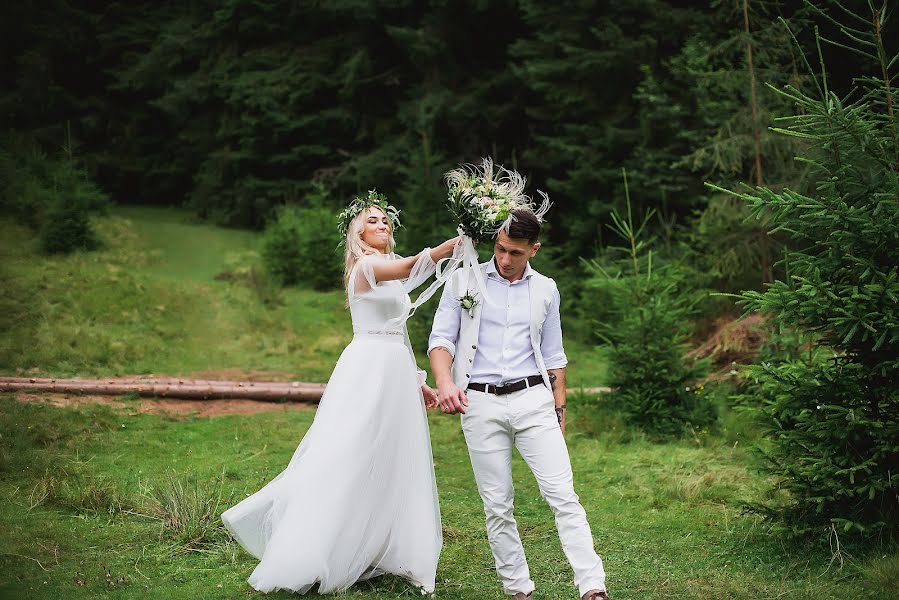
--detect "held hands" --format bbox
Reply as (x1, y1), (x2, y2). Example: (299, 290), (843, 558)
(421, 385), (439, 410)
(436, 381), (468, 415)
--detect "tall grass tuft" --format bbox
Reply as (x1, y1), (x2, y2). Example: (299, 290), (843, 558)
(26, 470), (131, 515)
(860, 553), (899, 598)
(63, 476), (129, 514)
(144, 472), (228, 552)
(28, 475), (55, 510)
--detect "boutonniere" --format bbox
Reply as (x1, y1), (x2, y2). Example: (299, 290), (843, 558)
(458, 290), (480, 317)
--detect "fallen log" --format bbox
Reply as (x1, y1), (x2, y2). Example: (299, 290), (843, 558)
(0, 376), (322, 388)
(0, 377), (325, 402)
(572, 387), (613, 395)
(0, 377), (608, 403)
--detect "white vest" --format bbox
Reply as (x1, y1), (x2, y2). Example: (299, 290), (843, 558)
(451, 262), (557, 391)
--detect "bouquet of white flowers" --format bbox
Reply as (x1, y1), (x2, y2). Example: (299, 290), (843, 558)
(443, 157), (551, 305)
(445, 157), (550, 241)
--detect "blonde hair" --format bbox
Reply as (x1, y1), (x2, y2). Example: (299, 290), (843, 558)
(343, 206), (397, 295)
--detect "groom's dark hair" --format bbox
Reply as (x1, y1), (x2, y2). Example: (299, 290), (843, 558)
(506, 209), (541, 244)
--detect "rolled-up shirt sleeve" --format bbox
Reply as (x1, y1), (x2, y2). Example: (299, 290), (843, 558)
(428, 273), (461, 358)
(541, 283), (567, 369)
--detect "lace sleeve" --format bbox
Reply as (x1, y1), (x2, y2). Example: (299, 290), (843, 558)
(398, 249), (437, 293)
(398, 244), (463, 322)
(347, 250), (436, 302)
(347, 256), (381, 302)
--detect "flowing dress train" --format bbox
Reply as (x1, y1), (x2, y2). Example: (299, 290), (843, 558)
(221, 250), (443, 594)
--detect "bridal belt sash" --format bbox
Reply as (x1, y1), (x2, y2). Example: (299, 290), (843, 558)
(353, 330), (406, 343)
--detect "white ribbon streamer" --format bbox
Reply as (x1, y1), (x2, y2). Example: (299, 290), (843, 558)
(385, 240), (463, 328)
(385, 230), (495, 329)
(454, 234), (494, 308)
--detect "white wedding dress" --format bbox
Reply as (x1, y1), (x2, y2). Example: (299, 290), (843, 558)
(221, 250), (443, 594)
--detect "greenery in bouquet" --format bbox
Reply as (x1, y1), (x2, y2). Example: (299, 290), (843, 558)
(445, 157), (549, 240)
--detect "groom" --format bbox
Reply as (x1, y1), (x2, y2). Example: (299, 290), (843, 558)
(428, 209), (608, 600)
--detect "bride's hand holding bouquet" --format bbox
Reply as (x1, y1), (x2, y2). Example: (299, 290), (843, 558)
(429, 236), (462, 262)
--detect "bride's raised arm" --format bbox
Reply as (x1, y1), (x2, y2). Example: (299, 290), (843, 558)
(373, 237), (459, 285)
(350, 237), (460, 297)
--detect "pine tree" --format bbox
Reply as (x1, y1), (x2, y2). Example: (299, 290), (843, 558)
(675, 0), (812, 292)
(586, 172), (713, 437)
(510, 1), (709, 264)
(721, 3), (899, 536)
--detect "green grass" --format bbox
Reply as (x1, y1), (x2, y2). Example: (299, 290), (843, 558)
(110, 205), (261, 283)
(1, 397), (895, 599)
(0, 205), (605, 386)
(1, 206), (895, 598)
(0, 207), (350, 381)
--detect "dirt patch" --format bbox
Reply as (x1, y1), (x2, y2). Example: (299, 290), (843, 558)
(9, 391), (315, 418)
(116, 368), (300, 383)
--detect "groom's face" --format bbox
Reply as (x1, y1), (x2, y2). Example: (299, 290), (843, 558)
(493, 231), (540, 282)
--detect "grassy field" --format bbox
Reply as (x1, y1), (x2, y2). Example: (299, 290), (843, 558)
(0, 206), (605, 386)
(1, 397), (895, 599)
(0, 206), (895, 598)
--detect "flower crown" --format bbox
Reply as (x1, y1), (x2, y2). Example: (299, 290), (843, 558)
(336, 189), (402, 244)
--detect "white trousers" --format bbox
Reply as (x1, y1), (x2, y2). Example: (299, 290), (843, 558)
(461, 385), (606, 597)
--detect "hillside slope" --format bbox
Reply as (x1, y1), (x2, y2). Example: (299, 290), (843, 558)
(0, 206), (605, 385)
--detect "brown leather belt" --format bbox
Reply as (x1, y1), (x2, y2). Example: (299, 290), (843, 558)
(467, 375), (545, 396)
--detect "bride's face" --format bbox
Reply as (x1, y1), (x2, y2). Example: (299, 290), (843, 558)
(360, 207), (391, 252)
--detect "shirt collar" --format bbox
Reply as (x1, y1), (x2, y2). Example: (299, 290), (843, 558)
(486, 258), (534, 282)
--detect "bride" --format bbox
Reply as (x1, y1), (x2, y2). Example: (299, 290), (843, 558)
(221, 190), (459, 594)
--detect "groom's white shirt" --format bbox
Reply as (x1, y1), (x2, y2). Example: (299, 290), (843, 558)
(428, 258), (606, 597)
(428, 259), (566, 389)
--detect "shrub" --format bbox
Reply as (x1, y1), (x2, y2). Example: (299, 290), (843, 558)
(585, 175), (714, 437)
(718, 15), (899, 537)
(0, 136), (108, 254)
(261, 203), (342, 290)
(39, 197), (100, 253)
